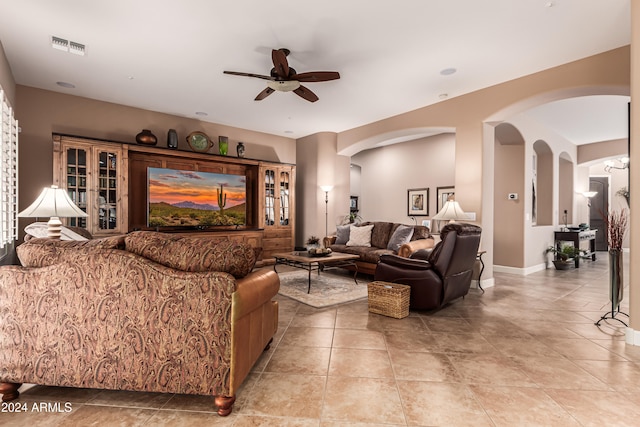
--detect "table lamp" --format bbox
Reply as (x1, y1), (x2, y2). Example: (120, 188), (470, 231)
(18, 185), (88, 239)
(432, 198), (467, 223)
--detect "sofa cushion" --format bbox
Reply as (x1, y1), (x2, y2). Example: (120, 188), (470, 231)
(370, 222), (394, 248)
(387, 225), (414, 252)
(17, 235), (126, 267)
(124, 231), (256, 278)
(346, 224), (374, 247)
(335, 224), (351, 245)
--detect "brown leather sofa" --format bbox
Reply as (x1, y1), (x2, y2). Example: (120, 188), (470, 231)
(323, 221), (435, 275)
(373, 223), (481, 310)
(0, 231), (279, 416)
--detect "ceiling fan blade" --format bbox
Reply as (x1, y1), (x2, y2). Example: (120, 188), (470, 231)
(291, 71), (341, 82)
(293, 85), (319, 102)
(223, 71), (274, 81)
(271, 49), (290, 78)
(255, 87), (275, 101)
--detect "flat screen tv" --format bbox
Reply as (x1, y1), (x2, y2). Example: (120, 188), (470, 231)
(147, 167), (246, 228)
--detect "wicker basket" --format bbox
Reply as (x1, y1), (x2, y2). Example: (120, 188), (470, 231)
(367, 281), (410, 319)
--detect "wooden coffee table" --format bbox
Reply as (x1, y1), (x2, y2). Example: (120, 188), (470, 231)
(273, 251), (360, 293)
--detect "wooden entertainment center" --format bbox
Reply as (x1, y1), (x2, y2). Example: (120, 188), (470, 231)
(52, 134), (295, 262)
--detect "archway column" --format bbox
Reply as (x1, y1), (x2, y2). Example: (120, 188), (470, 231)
(626, 0), (640, 344)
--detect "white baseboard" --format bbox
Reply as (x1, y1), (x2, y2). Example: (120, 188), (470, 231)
(493, 263), (547, 276)
(626, 327), (640, 346)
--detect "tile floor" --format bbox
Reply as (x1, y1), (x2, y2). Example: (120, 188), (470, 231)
(3, 253), (640, 426)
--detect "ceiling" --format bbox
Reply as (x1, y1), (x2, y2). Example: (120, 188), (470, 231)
(0, 0), (631, 144)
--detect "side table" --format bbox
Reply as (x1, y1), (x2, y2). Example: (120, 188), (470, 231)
(477, 250), (486, 293)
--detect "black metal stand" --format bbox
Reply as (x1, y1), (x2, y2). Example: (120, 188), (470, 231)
(595, 308), (629, 327)
(595, 249), (626, 327)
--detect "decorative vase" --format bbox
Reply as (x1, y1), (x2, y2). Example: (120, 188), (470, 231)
(609, 248), (623, 309)
(167, 129), (178, 149)
(236, 141), (245, 158)
(136, 129), (157, 146)
(218, 136), (229, 156)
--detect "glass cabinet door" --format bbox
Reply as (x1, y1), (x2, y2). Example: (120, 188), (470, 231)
(264, 169), (275, 226)
(97, 149), (118, 230)
(65, 147), (88, 228)
(280, 171), (290, 226)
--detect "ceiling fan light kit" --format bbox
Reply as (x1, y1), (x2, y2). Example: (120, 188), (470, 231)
(224, 48), (340, 102)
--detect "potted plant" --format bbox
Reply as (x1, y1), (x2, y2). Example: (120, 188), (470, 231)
(342, 212), (363, 224)
(546, 244), (583, 270)
(306, 235), (320, 251)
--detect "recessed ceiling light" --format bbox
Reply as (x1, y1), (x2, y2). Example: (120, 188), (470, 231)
(284, 130), (293, 134)
(545, 1), (554, 7)
(440, 68), (457, 76)
(195, 111), (208, 116)
(439, 93), (449, 100)
(56, 81), (75, 89)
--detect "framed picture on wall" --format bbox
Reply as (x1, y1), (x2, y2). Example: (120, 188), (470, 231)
(436, 186), (455, 212)
(407, 188), (429, 216)
(350, 196), (358, 212)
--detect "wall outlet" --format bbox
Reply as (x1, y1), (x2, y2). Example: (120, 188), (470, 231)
(466, 212), (476, 221)
(508, 193), (518, 200)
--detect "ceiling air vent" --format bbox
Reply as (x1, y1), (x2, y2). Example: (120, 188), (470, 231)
(51, 36), (86, 56)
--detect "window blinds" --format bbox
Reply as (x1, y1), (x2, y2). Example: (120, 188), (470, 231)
(0, 88), (18, 248)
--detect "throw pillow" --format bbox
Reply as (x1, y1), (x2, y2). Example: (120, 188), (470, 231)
(411, 225), (431, 241)
(346, 224), (374, 247)
(335, 224), (351, 245)
(387, 225), (414, 252)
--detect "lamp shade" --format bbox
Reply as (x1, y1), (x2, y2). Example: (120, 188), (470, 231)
(320, 185), (333, 192)
(18, 185), (88, 218)
(432, 200), (467, 221)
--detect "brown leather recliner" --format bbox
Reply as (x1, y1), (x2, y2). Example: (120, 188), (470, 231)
(373, 222), (481, 310)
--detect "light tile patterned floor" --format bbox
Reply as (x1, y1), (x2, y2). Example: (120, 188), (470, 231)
(3, 253), (639, 426)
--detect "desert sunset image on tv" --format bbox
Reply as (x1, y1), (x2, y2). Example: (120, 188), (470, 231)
(148, 167), (246, 227)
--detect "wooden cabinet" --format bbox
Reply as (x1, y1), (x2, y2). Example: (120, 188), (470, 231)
(53, 135), (128, 236)
(52, 134), (295, 259)
(259, 163), (295, 260)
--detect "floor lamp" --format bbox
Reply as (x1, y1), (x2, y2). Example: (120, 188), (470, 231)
(320, 185), (333, 237)
(18, 185), (88, 239)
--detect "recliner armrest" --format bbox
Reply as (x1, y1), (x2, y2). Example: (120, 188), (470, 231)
(378, 254), (433, 271)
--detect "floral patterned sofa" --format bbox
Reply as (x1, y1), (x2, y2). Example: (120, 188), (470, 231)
(0, 231), (279, 416)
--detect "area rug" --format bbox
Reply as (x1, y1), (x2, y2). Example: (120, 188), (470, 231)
(277, 270), (369, 308)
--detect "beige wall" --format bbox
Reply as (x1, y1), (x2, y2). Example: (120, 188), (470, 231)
(493, 142), (524, 267)
(0, 40), (15, 106)
(350, 133), (456, 226)
(15, 85), (296, 240)
(337, 46), (629, 280)
(578, 138), (628, 164)
(295, 132), (350, 245)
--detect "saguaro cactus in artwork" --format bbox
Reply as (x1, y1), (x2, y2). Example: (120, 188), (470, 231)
(217, 184), (227, 213)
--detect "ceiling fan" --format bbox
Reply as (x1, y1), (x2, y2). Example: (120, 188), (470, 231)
(223, 48), (340, 102)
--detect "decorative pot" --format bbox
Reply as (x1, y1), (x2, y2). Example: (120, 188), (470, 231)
(552, 260), (572, 270)
(237, 141), (245, 158)
(609, 248), (623, 308)
(218, 136), (229, 156)
(167, 129), (178, 149)
(136, 129), (157, 146)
